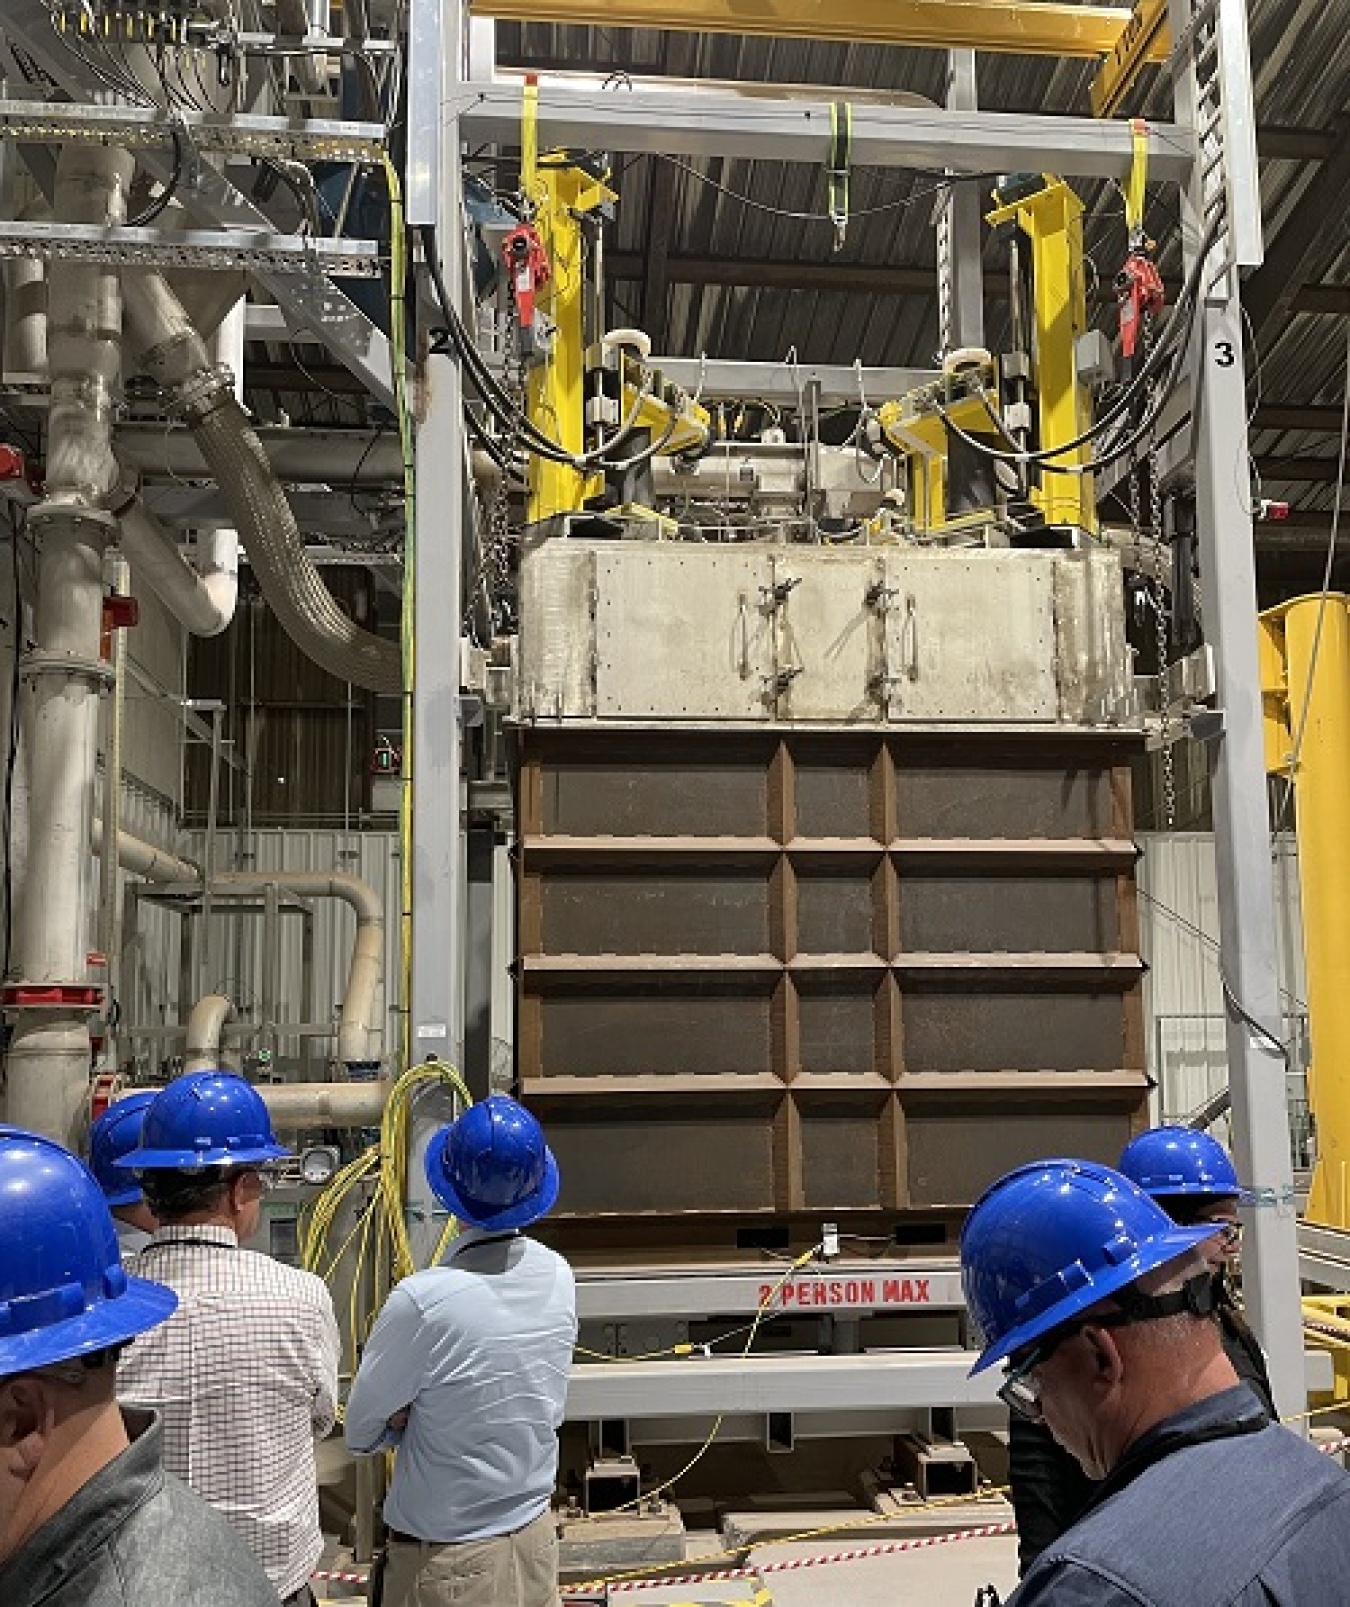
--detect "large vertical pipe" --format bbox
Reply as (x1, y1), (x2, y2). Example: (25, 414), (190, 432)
(7, 144), (134, 1143)
(1280, 597), (1350, 1225)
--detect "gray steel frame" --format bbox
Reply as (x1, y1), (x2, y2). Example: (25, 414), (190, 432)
(445, 4), (1301, 1423)
(4, 0), (398, 407)
(458, 81), (1194, 182)
(1166, 0), (1304, 1421)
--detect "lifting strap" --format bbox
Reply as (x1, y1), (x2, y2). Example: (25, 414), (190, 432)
(828, 100), (853, 251)
(1124, 117), (1149, 247)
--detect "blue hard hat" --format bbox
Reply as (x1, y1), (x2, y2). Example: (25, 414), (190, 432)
(960, 1158), (1222, 1375)
(89, 1091), (158, 1207)
(1118, 1125), (1248, 1200)
(425, 1096), (560, 1231)
(0, 1126), (177, 1375)
(117, 1072), (292, 1171)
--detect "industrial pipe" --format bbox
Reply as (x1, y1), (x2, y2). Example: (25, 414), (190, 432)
(2, 230), (46, 379)
(92, 817), (200, 885)
(116, 424), (407, 486)
(114, 492), (237, 637)
(185, 991), (236, 1074)
(255, 1079), (390, 1128)
(120, 270), (400, 693)
(8, 144), (135, 1144)
(215, 871), (385, 1071)
(90, 822), (384, 1072)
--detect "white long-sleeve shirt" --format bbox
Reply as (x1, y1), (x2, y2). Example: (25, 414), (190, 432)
(345, 1229), (576, 1543)
(118, 1224), (340, 1599)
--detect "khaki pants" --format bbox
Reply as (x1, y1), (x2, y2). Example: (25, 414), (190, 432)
(383, 1509), (560, 1607)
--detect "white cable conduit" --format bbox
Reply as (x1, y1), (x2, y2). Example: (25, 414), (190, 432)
(92, 822), (385, 1072)
(8, 145), (136, 1144)
(120, 270), (401, 693)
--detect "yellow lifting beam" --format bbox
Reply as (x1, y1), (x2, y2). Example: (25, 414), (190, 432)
(469, 0), (1169, 62)
(524, 158), (614, 525)
(1090, 0), (1170, 118)
(987, 177), (1096, 534)
(1258, 596), (1350, 1228)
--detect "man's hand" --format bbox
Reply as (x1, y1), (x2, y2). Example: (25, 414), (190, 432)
(387, 1408), (410, 1432)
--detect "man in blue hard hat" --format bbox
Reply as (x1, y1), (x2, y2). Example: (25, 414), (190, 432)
(963, 1158), (1350, 1606)
(345, 1095), (577, 1607)
(88, 1090), (160, 1261)
(0, 1124), (279, 1606)
(1119, 1125), (1275, 1415)
(1008, 1127), (1276, 1574)
(115, 1071), (340, 1607)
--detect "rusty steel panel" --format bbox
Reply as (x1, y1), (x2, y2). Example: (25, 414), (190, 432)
(894, 752), (1120, 838)
(799, 1098), (888, 1210)
(900, 874), (1120, 954)
(798, 982), (882, 1074)
(535, 738), (773, 837)
(538, 988), (775, 1077)
(907, 1110), (1137, 1207)
(901, 988), (1130, 1072)
(516, 728), (1147, 1241)
(797, 868), (882, 955)
(546, 1103), (779, 1215)
(541, 869), (772, 955)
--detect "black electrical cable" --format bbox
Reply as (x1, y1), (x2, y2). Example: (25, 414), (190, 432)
(420, 224), (686, 471)
(126, 127), (184, 229)
(930, 213), (1222, 473)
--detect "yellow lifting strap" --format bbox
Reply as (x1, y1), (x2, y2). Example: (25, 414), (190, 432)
(521, 73), (540, 211)
(1124, 117), (1149, 246)
(828, 100), (853, 251)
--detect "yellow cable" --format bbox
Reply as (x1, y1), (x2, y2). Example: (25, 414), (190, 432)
(380, 150), (416, 1075)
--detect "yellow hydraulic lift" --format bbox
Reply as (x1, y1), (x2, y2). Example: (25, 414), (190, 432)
(986, 176), (1096, 534)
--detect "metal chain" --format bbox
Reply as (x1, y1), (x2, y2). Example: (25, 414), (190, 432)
(1142, 308), (1177, 832)
(488, 300), (525, 615)
(464, 301), (524, 637)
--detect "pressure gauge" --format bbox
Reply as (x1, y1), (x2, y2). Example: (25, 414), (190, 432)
(299, 1145), (340, 1186)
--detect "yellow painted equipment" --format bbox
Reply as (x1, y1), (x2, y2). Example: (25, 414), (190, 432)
(1091, 0), (1170, 117)
(523, 157), (614, 524)
(469, 0), (1169, 62)
(1257, 595), (1350, 1226)
(876, 380), (1000, 533)
(986, 178), (1097, 535)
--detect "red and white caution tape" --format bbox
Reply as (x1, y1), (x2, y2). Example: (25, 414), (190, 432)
(581, 1520), (1017, 1595)
(312, 1567), (372, 1584)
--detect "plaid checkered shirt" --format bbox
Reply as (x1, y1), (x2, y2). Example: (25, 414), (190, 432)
(118, 1224), (341, 1599)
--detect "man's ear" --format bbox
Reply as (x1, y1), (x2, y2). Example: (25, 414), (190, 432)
(1084, 1325), (1126, 1388)
(0, 1377), (55, 1475)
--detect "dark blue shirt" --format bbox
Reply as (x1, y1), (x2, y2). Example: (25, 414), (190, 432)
(1008, 1386), (1350, 1606)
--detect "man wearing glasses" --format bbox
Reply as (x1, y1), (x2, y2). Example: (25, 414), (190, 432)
(1007, 1128), (1275, 1572)
(116, 1072), (341, 1607)
(963, 1158), (1350, 1605)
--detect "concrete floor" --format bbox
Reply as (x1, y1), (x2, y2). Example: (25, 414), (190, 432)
(618, 1534), (1019, 1606)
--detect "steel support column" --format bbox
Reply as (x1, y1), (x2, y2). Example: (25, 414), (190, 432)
(406, 0), (467, 1261)
(937, 51), (986, 353)
(1170, 0), (1304, 1420)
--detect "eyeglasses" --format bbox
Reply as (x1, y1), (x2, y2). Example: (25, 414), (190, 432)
(999, 1343), (1048, 1422)
(998, 1309), (1145, 1422)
